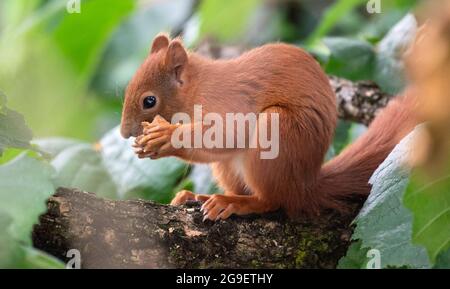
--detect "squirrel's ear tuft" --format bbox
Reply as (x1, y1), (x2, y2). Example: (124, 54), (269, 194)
(165, 40), (188, 85)
(150, 33), (170, 54)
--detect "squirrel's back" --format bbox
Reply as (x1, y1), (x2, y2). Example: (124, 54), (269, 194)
(193, 43), (335, 117)
(235, 43), (334, 109)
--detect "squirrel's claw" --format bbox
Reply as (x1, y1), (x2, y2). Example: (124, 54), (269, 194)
(202, 195), (239, 221)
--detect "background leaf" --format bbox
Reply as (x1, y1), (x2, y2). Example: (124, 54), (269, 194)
(433, 249), (450, 269)
(52, 0), (136, 81)
(0, 0), (135, 140)
(307, 0), (366, 45)
(0, 91), (32, 155)
(198, 0), (261, 43)
(50, 143), (118, 199)
(337, 240), (370, 269)
(374, 13), (417, 94)
(92, 0), (195, 93)
(0, 154), (54, 243)
(33, 137), (82, 157)
(0, 153), (64, 268)
(323, 37), (375, 80)
(322, 13), (417, 89)
(35, 126), (190, 203)
(404, 164), (450, 263)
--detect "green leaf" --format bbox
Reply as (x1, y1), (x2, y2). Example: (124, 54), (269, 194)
(0, 154), (55, 243)
(39, 127), (190, 203)
(339, 127), (430, 268)
(100, 126), (188, 203)
(34, 137), (82, 158)
(307, 0), (367, 45)
(323, 37), (375, 81)
(374, 14), (417, 94)
(0, 212), (19, 268)
(0, 219), (64, 268)
(51, 143), (118, 200)
(14, 246), (65, 269)
(0, 0), (43, 29)
(198, 0), (260, 42)
(0, 147), (25, 164)
(333, 120), (352, 154)
(173, 178), (195, 195)
(337, 240), (369, 269)
(348, 123), (367, 142)
(0, 153), (64, 268)
(0, 0), (132, 140)
(0, 91), (33, 155)
(330, 121), (367, 160)
(92, 0), (196, 93)
(321, 14), (417, 92)
(433, 249), (450, 269)
(52, 0), (135, 80)
(404, 164), (450, 263)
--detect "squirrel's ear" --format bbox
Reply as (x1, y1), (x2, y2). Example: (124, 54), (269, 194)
(165, 40), (188, 85)
(150, 33), (170, 54)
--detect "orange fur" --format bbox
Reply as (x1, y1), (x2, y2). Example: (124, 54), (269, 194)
(121, 34), (418, 219)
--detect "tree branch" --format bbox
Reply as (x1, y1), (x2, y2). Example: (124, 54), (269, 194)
(32, 188), (359, 269)
(329, 76), (392, 125)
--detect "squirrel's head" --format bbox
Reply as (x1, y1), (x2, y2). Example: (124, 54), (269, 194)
(121, 33), (189, 138)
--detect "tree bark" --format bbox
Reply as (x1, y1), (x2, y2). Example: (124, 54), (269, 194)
(329, 76), (392, 125)
(32, 188), (360, 269)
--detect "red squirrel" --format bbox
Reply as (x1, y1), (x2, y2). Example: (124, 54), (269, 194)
(121, 33), (418, 221)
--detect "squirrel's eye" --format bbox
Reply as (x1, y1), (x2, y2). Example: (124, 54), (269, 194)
(143, 96), (156, 109)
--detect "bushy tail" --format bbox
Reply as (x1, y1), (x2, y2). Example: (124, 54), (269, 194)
(316, 90), (418, 213)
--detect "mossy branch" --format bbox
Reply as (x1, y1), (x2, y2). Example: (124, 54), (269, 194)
(32, 188), (360, 269)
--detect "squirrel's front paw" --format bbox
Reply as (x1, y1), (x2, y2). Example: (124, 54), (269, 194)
(133, 115), (178, 159)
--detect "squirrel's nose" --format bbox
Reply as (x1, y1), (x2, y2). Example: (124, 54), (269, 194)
(120, 125), (132, 139)
(121, 122), (143, 139)
(120, 120), (136, 139)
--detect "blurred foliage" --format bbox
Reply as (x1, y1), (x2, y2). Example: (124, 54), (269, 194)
(0, 0), (419, 139)
(402, 2), (450, 265)
(306, 0), (367, 45)
(319, 13), (417, 94)
(198, 0), (260, 43)
(91, 0), (194, 96)
(405, 167), (450, 263)
(52, 0), (135, 80)
(337, 240), (369, 269)
(1, 0), (447, 269)
(0, 153), (64, 268)
(0, 91), (33, 155)
(0, 0), (134, 140)
(323, 37), (375, 81)
(333, 120), (364, 154)
(434, 249), (450, 269)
